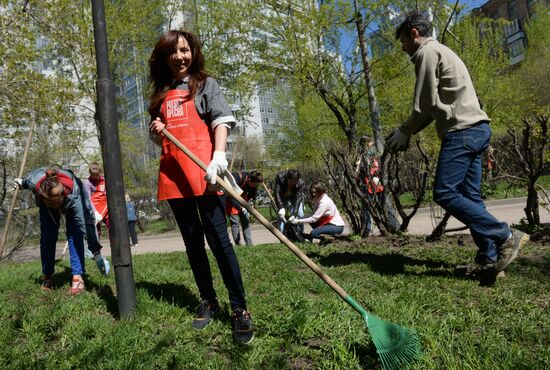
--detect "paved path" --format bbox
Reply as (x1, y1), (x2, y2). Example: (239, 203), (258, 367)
(9, 197), (550, 261)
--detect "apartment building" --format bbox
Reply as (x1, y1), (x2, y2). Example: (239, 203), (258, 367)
(475, 0), (550, 64)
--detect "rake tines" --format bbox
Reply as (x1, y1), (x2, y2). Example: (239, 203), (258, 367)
(367, 313), (422, 370)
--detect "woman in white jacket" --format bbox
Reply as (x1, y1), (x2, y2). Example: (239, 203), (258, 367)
(289, 181), (345, 241)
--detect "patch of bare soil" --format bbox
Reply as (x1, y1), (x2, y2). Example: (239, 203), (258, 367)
(329, 233), (478, 250)
(530, 223), (550, 245)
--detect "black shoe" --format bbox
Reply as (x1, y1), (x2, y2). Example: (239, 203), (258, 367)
(192, 299), (220, 330)
(232, 308), (254, 344)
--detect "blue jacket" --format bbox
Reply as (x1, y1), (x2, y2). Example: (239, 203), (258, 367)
(21, 167), (102, 252)
(126, 201), (137, 222)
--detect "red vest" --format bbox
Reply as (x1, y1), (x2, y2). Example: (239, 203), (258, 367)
(311, 214), (334, 229)
(90, 176), (108, 218)
(157, 89), (216, 200)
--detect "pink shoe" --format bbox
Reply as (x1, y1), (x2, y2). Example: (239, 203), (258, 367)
(69, 277), (85, 295)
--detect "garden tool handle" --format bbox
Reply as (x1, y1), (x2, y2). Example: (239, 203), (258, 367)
(0, 120), (37, 257)
(162, 129), (349, 300)
(261, 182), (278, 213)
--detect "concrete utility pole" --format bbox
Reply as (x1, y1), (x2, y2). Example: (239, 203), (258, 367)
(91, 0), (136, 318)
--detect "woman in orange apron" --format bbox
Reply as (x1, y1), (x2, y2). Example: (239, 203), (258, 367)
(148, 30), (253, 345)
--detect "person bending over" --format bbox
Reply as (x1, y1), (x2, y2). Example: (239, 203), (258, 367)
(14, 167), (110, 294)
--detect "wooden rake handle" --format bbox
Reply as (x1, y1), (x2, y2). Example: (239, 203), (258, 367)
(261, 182), (278, 213)
(0, 120), (37, 257)
(162, 129), (349, 300)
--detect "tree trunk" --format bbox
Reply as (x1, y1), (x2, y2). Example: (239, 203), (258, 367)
(353, 0), (383, 153)
(525, 185), (540, 225)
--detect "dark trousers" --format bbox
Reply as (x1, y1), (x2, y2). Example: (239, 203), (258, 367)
(169, 195), (247, 310)
(128, 221), (138, 245)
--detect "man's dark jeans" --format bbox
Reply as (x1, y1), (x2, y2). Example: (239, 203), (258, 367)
(433, 122), (509, 264)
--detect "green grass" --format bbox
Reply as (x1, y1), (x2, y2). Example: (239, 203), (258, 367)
(0, 239), (548, 369)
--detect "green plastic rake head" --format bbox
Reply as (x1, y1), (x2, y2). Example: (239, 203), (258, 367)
(346, 296), (422, 370)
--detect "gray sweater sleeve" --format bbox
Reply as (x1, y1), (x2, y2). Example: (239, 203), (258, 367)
(399, 48), (438, 136)
(196, 78), (236, 129)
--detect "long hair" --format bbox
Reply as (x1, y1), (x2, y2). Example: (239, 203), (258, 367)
(249, 170), (264, 183)
(148, 30), (208, 118)
(310, 181), (326, 197)
(37, 169), (61, 200)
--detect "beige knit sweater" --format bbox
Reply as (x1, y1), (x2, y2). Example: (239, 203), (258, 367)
(399, 38), (490, 140)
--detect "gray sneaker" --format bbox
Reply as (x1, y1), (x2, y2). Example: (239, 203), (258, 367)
(455, 261), (497, 277)
(495, 228), (529, 272)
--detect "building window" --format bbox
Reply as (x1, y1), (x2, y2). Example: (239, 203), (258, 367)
(508, 38), (525, 57)
(503, 18), (520, 37)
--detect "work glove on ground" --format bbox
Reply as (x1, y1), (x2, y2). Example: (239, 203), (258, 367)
(205, 151), (228, 185)
(278, 208), (286, 222)
(288, 216), (298, 224)
(241, 207), (250, 219)
(13, 178), (23, 189)
(385, 128), (410, 152)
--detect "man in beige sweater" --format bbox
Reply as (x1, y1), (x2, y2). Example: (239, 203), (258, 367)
(386, 11), (528, 278)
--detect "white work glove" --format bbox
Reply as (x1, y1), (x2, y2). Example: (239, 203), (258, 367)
(288, 216), (298, 224)
(241, 207), (250, 219)
(205, 151), (228, 185)
(385, 128), (410, 152)
(278, 208), (286, 222)
(372, 176), (380, 186)
(94, 211), (103, 224)
(13, 178), (23, 189)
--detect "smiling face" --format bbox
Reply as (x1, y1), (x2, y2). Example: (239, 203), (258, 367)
(167, 36), (192, 79)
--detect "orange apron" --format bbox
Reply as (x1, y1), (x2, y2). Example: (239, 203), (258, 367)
(89, 177), (108, 218)
(157, 89), (215, 200)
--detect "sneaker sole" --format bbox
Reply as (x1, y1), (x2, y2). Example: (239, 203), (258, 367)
(192, 308), (220, 331)
(234, 331), (254, 345)
(192, 316), (216, 330)
(499, 233), (529, 271)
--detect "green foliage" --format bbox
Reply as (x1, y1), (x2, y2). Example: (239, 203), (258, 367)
(512, 4), (550, 109)
(267, 86), (345, 168)
(0, 240), (548, 368)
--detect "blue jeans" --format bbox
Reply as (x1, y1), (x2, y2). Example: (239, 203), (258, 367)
(73, 176), (102, 254)
(40, 205), (85, 276)
(311, 224), (344, 240)
(169, 195), (247, 310)
(229, 213), (253, 246)
(278, 201), (304, 233)
(361, 193), (401, 235)
(433, 123), (510, 264)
